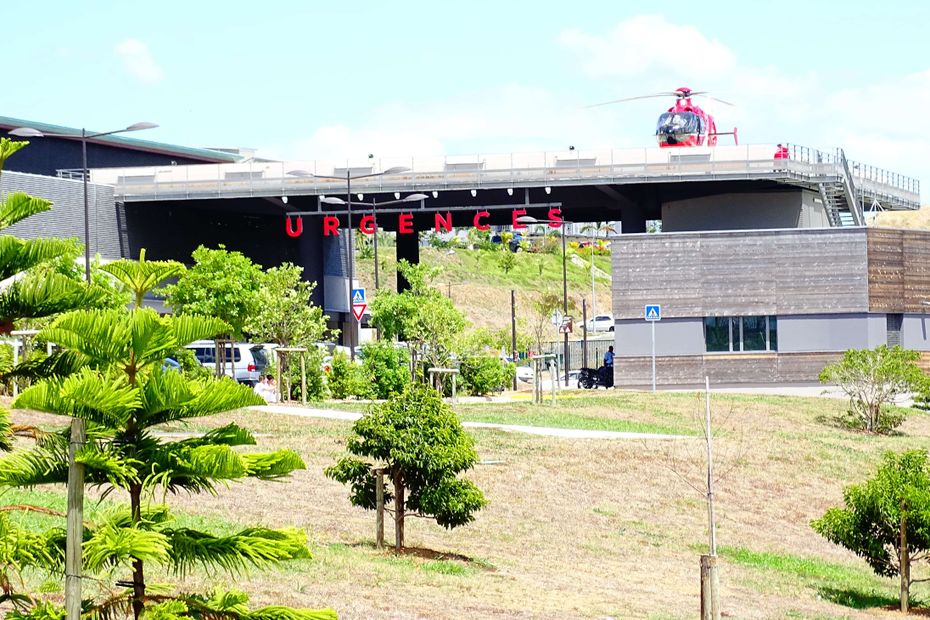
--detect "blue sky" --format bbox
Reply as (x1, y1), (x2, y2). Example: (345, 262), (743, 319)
(4, 0), (929, 192)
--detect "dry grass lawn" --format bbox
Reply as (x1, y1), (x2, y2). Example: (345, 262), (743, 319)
(7, 391), (930, 619)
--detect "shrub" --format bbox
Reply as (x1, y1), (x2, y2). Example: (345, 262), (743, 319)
(362, 341), (410, 399)
(267, 347), (327, 401)
(460, 356), (515, 396)
(328, 351), (373, 400)
(812, 450), (930, 613)
(325, 383), (487, 550)
(819, 346), (924, 433)
(172, 347), (212, 381)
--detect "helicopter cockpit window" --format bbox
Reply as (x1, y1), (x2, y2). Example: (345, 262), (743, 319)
(656, 112), (702, 135)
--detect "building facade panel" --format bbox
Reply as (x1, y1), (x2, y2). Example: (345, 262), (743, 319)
(614, 318), (705, 356)
(777, 314), (884, 352)
(1, 170), (120, 260)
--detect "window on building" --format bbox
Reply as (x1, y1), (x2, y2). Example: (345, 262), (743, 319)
(704, 316), (778, 352)
(887, 314), (903, 348)
(704, 317), (730, 352)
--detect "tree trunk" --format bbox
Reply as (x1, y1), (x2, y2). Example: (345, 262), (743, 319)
(900, 502), (910, 614)
(393, 472), (405, 551)
(130, 484), (146, 620)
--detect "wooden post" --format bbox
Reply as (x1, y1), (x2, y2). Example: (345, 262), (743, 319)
(394, 473), (405, 551)
(511, 289), (517, 391)
(700, 554), (720, 620)
(901, 502), (909, 613)
(65, 418), (85, 620)
(300, 351), (307, 406)
(701, 377), (720, 620)
(275, 351), (283, 403)
(375, 469), (384, 549)
(451, 372), (457, 404)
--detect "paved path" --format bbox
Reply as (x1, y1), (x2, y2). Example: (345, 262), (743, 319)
(251, 405), (686, 440)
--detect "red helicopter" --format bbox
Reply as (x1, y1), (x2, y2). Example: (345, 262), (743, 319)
(590, 86), (738, 148)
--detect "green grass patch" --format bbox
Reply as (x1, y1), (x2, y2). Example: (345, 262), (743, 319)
(455, 408), (693, 435)
(718, 545), (907, 611)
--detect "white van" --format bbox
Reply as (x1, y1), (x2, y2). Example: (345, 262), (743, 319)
(185, 341), (270, 386)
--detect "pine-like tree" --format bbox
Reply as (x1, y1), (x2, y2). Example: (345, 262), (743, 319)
(0, 252), (336, 619)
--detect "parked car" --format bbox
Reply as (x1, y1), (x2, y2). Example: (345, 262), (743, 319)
(515, 365), (534, 383)
(585, 314), (615, 332)
(185, 341), (270, 385)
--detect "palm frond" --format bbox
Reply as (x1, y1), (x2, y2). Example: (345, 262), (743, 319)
(14, 369), (141, 428)
(0, 192), (52, 230)
(102, 249), (185, 303)
(242, 450), (306, 479)
(42, 309), (133, 365)
(142, 378), (264, 427)
(0, 138), (29, 170)
(0, 273), (104, 325)
(164, 527), (310, 576)
(83, 520), (170, 573)
(168, 314), (231, 348)
(0, 406), (12, 452)
(75, 443), (141, 489)
(0, 441), (68, 487)
(3, 349), (89, 381)
(0, 236), (80, 280)
(177, 590), (337, 620)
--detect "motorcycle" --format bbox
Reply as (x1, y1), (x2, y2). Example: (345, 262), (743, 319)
(577, 365), (614, 389)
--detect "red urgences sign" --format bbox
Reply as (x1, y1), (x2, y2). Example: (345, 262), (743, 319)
(284, 208), (563, 238)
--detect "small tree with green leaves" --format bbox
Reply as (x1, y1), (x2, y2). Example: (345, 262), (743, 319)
(361, 341), (410, 400)
(819, 346), (924, 433)
(163, 244), (264, 340)
(325, 383), (486, 551)
(813, 450), (930, 614)
(245, 262), (330, 347)
(1, 253), (335, 619)
(370, 261), (467, 379)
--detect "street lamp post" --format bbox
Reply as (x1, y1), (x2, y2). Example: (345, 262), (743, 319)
(9, 121), (157, 620)
(10, 123), (159, 283)
(517, 214), (570, 387)
(288, 166), (410, 360)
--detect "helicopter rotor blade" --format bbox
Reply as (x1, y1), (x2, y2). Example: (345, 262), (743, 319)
(584, 92), (681, 108)
(692, 93), (735, 106)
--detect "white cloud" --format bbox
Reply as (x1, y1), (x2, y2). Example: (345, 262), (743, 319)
(115, 39), (164, 84)
(560, 15), (736, 79)
(259, 16), (926, 196)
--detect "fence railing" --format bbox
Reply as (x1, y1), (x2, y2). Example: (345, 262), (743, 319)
(87, 143), (920, 209)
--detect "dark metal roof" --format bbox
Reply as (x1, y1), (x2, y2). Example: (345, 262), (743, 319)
(0, 115), (241, 163)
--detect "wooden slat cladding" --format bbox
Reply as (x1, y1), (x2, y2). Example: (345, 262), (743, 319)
(903, 230), (930, 312)
(614, 352), (844, 388)
(867, 228), (930, 313)
(613, 229), (869, 320)
(867, 229), (905, 311)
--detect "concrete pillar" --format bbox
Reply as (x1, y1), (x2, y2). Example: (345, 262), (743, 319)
(620, 201), (647, 233)
(396, 230), (420, 292)
(297, 216), (325, 308)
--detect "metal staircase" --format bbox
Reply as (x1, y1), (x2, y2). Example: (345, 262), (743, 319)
(818, 149), (865, 227)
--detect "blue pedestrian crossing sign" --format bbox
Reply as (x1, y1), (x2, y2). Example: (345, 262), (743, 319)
(351, 288), (366, 304)
(644, 304), (661, 321)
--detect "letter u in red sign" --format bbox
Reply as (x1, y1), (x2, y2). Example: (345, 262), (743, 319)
(285, 216), (303, 237)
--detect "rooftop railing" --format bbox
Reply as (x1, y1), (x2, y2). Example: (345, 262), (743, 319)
(88, 143), (920, 210)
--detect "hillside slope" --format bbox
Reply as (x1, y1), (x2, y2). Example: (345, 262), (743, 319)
(870, 204), (930, 229)
(356, 247), (613, 335)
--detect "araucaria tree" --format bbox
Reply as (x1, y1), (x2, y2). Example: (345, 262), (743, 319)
(819, 346), (924, 433)
(1, 253), (335, 619)
(326, 383), (487, 550)
(812, 450), (930, 613)
(0, 137), (107, 448)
